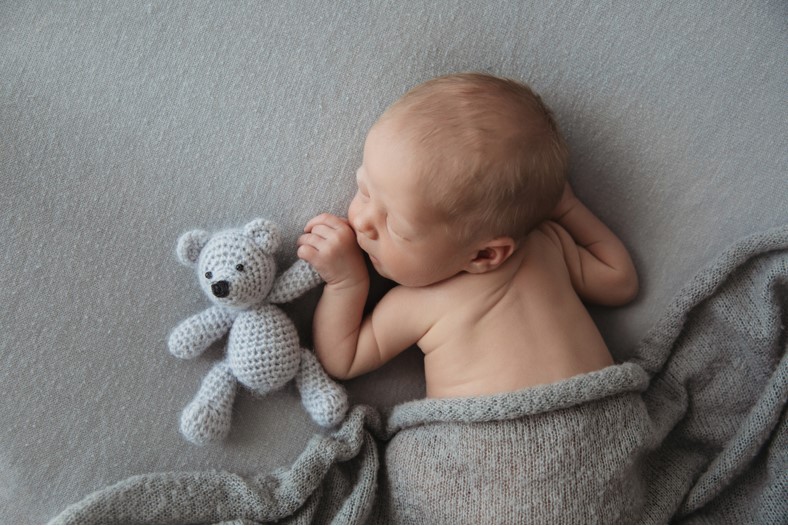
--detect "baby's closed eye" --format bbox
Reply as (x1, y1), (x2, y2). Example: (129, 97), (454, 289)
(386, 219), (411, 241)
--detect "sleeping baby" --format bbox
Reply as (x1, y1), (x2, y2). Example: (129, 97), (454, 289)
(297, 72), (637, 397)
(297, 72), (642, 522)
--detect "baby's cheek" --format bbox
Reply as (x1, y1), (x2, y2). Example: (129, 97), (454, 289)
(347, 194), (361, 224)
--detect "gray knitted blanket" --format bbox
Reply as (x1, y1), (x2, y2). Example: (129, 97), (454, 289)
(52, 225), (788, 524)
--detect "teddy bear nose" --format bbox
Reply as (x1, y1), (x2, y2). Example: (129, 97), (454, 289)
(211, 280), (230, 298)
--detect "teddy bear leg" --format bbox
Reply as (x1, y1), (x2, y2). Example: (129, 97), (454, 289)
(295, 348), (349, 427)
(180, 360), (238, 445)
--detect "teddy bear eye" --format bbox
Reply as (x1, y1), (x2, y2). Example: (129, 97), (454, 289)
(235, 264), (245, 272)
(205, 271), (213, 279)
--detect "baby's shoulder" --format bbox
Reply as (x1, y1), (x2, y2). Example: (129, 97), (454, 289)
(527, 221), (566, 250)
(515, 221), (566, 264)
(378, 282), (446, 315)
(388, 271), (479, 313)
(510, 222), (574, 286)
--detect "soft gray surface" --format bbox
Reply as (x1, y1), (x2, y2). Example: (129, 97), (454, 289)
(1, 0), (786, 522)
(50, 225), (787, 523)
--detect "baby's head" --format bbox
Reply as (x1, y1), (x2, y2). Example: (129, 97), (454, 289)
(349, 73), (568, 287)
(382, 73), (568, 242)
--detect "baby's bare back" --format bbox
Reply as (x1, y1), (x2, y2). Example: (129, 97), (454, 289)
(416, 223), (614, 398)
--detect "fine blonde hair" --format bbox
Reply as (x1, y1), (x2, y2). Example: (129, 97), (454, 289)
(379, 72), (568, 243)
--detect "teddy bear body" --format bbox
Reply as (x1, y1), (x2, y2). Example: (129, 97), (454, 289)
(228, 305), (301, 392)
(168, 219), (348, 445)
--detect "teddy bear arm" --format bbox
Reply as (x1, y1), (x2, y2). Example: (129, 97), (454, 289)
(268, 259), (324, 304)
(168, 305), (237, 359)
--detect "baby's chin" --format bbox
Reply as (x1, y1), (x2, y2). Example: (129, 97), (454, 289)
(378, 267), (437, 288)
(367, 254), (389, 278)
(366, 253), (442, 288)
(366, 255), (402, 285)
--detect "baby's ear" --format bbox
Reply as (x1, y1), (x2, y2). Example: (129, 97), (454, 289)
(244, 218), (282, 255)
(175, 229), (210, 267)
(465, 237), (517, 274)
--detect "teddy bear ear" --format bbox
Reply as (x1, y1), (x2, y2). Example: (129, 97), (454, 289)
(244, 218), (282, 255)
(175, 229), (210, 267)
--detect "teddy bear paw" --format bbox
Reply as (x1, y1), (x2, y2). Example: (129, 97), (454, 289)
(302, 382), (349, 428)
(179, 398), (233, 445)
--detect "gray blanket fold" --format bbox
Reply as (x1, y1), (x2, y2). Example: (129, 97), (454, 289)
(378, 363), (653, 524)
(52, 225), (788, 524)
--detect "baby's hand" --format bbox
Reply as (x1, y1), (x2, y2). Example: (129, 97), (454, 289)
(297, 213), (368, 289)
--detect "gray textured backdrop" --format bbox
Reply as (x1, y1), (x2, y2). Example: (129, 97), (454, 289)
(1, 1), (786, 522)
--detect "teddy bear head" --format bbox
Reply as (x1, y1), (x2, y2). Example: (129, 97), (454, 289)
(175, 218), (282, 310)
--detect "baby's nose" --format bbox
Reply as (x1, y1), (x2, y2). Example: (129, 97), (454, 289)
(350, 212), (378, 240)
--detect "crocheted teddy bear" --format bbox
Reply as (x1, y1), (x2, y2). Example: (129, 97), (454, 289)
(168, 218), (348, 445)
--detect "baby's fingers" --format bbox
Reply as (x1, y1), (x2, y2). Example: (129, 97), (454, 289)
(304, 213), (350, 233)
(296, 242), (319, 262)
(311, 223), (349, 242)
(297, 232), (324, 250)
(296, 232), (329, 265)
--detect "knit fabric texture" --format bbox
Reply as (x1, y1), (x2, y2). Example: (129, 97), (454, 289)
(52, 225), (787, 523)
(168, 219), (347, 444)
(379, 364), (652, 524)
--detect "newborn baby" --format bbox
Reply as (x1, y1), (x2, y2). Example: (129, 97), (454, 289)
(298, 72), (638, 399)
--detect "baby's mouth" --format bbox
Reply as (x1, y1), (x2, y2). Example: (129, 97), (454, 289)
(356, 236), (372, 256)
(357, 239), (379, 265)
(356, 236), (383, 268)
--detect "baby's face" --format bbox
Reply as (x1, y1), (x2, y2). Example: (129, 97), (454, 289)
(348, 121), (476, 287)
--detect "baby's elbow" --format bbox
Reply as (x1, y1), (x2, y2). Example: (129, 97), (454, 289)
(318, 357), (353, 381)
(328, 367), (354, 382)
(613, 270), (639, 305)
(314, 348), (352, 381)
(588, 269), (638, 306)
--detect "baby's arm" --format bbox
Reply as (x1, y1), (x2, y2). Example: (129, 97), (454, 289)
(546, 184), (638, 306)
(297, 214), (426, 379)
